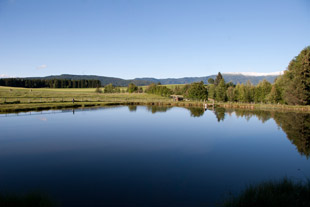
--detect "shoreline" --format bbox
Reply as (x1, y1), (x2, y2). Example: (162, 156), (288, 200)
(1, 100), (310, 114)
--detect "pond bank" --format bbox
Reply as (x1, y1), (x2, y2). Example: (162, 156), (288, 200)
(0, 101), (207, 114)
(1, 100), (310, 114)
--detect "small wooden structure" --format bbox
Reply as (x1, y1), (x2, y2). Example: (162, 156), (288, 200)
(171, 95), (184, 101)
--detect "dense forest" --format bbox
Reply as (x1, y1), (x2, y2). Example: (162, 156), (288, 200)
(0, 78), (101, 88)
(168, 46), (310, 105)
(24, 74), (153, 86)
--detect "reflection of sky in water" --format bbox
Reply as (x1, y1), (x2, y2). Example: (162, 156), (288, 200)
(0, 106), (309, 206)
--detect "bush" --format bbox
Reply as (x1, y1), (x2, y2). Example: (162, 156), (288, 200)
(184, 81), (208, 100)
(95, 86), (102, 93)
(104, 84), (120, 93)
(127, 83), (138, 93)
(145, 83), (173, 97)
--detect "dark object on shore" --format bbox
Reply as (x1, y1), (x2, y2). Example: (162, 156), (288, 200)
(72, 98), (74, 103)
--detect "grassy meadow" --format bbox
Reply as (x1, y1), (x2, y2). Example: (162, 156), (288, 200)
(2, 85), (310, 114)
(0, 86), (199, 113)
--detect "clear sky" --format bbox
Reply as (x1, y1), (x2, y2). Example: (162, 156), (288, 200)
(0, 0), (309, 79)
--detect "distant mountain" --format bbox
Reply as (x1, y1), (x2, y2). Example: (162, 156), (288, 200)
(27, 74), (154, 87)
(24, 72), (281, 86)
(136, 73), (281, 85)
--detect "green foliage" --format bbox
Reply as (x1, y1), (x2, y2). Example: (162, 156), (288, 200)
(184, 81), (208, 100)
(95, 86), (102, 93)
(104, 84), (120, 93)
(127, 83), (138, 93)
(0, 78), (101, 88)
(173, 84), (191, 95)
(282, 46), (310, 105)
(254, 79), (272, 103)
(208, 84), (216, 100)
(138, 87), (143, 93)
(215, 79), (227, 102)
(226, 86), (235, 102)
(268, 85), (281, 104)
(208, 78), (215, 84)
(145, 83), (173, 97)
(223, 178), (310, 207)
(214, 72), (223, 86)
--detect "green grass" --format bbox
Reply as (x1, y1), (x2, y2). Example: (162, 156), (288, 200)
(223, 178), (310, 207)
(2, 86), (310, 114)
(0, 86), (169, 103)
(0, 86), (210, 113)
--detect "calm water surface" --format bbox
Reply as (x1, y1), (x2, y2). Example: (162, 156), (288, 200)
(0, 106), (309, 206)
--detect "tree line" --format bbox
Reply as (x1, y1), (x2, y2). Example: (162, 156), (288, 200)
(0, 78), (101, 88)
(168, 46), (310, 105)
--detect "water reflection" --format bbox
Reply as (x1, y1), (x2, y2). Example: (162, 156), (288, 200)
(189, 107), (205, 117)
(214, 108), (225, 122)
(127, 105), (310, 158)
(146, 105), (172, 113)
(274, 112), (310, 158)
(229, 109), (310, 158)
(1, 105), (310, 206)
(128, 105), (137, 112)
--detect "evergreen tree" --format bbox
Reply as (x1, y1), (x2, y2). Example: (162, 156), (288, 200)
(282, 46), (310, 105)
(226, 86), (235, 102)
(254, 79), (272, 103)
(214, 72), (223, 86)
(215, 79), (227, 102)
(268, 84), (281, 104)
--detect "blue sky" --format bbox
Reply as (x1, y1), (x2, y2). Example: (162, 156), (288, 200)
(0, 0), (309, 79)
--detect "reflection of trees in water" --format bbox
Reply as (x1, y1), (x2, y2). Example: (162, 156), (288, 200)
(146, 106), (172, 114)
(189, 107), (205, 117)
(231, 109), (310, 158)
(128, 105), (137, 112)
(214, 108), (226, 122)
(273, 112), (310, 158)
(233, 109), (272, 123)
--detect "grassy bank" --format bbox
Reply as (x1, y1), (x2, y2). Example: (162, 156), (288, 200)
(218, 102), (310, 112)
(0, 86), (210, 113)
(2, 86), (310, 114)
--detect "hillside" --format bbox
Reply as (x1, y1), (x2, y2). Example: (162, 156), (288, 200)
(22, 73), (280, 86)
(136, 74), (279, 85)
(27, 74), (153, 87)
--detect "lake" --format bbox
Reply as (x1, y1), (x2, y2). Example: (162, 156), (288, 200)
(0, 106), (309, 206)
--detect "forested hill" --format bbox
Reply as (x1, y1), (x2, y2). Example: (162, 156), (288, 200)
(23, 73), (279, 86)
(27, 74), (153, 87)
(135, 74), (279, 85)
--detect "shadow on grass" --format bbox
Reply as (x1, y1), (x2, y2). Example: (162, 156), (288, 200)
(0, 192), (56, 207)
(222, 178), (310, 207)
